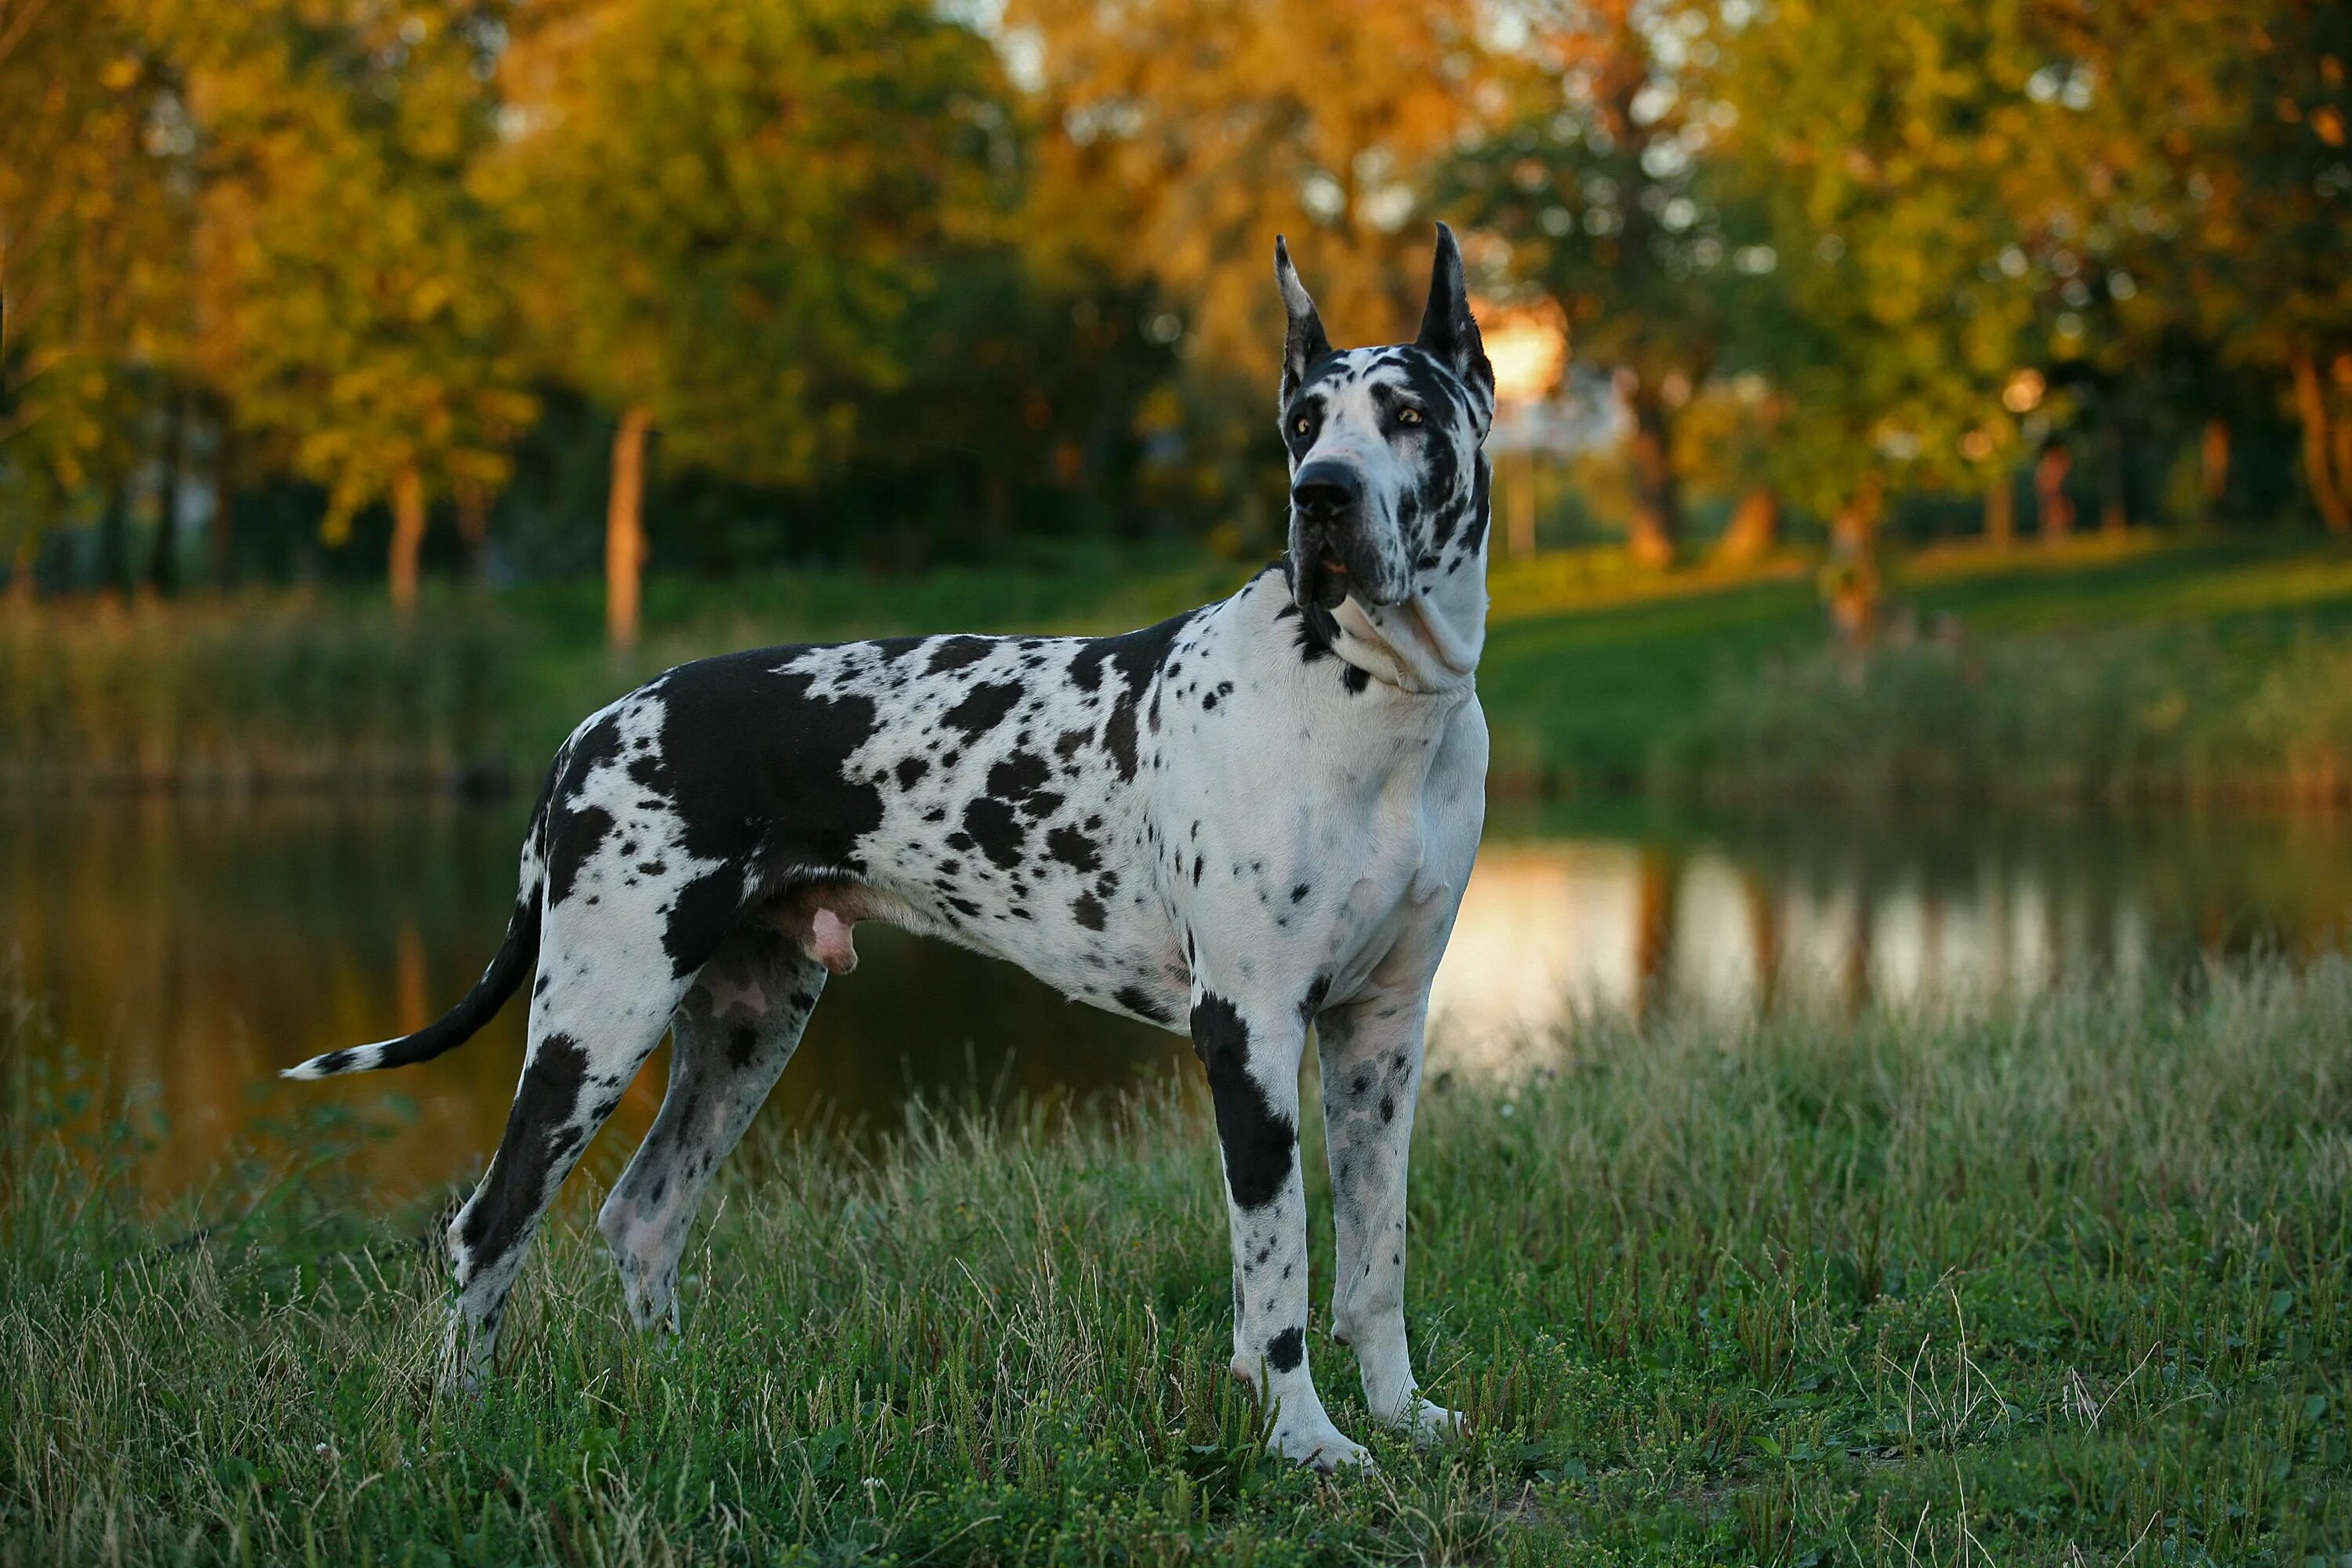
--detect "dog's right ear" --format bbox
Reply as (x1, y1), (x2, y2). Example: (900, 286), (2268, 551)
(1274, 234), (1331, 408)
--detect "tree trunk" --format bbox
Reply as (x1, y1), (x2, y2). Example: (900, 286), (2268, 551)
(209, 414), (237, 589)
(1985, 466), (2015, 548)
(1625, 386), (1678, 568)
(1507, 448), (1538, 560)
(389, 464), (426, 619)
(1715, 485), (1779, 567)
(1826, 474), (1883, 652)
(6, 534), (32, 608)
(2034, 444), (2075, 541)
(2200, 419), (2230, 526)
(148, 387), (187, 595)
(606, 405), (653, 654)
(1632, 847), (1679, 1025)
(2292, 354), (2350, 533)
(2333, 419), (2352, 533)
(1740, 872), (1781, 1012)
(456, 481), (492, 584)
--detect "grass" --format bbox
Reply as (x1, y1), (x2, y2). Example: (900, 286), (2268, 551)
(1475, 533), (2352, 796)
(12, 531), (2352, 799)
(5, 960), (2350, 1563)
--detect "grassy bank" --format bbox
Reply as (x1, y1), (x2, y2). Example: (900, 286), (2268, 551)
(10, 533), (2352, 800)
(1477, 534), (2352, 799)
(5, 963), (2350, 1563)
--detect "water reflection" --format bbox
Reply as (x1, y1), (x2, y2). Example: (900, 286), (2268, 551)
(1431, 813), (2351, 1065)
(4, 799), (2347, 1201)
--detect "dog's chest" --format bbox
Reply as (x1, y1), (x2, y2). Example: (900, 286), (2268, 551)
(1141, 621), (1485, 1007)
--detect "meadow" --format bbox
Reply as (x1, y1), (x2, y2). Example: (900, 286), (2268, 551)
(9, 534), (2352, 806)
(4, 956), (2347, 1565)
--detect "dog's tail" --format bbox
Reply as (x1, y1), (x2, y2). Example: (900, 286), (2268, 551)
(280, 891), (539, 1080)
(282, 763), (558, 1082)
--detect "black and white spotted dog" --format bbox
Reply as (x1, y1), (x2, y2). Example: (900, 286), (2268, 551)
(288, 226), (1497, 1471)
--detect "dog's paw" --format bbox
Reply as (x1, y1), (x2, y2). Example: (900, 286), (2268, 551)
(1271, 1419), (1374, 1474)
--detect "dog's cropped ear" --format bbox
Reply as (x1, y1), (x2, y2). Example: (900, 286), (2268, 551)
(1275, 234), (1331, 408)
(1416, 222), (1493, 403)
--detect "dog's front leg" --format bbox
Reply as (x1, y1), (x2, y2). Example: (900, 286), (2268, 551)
(1316, 993), (1462, 1443)
(1189, 988), (1368, 1472)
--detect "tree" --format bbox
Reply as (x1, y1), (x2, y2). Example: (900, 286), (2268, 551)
(1713, 0), (2049, 602)
(172, 0), (534, 615)
(2032, 0), (2352, 533)
(0, 0), (194, 597)
(488, 0), (1004, 650)
(1008, 0), (1499, 389)
(1450, 0), (1768, 566)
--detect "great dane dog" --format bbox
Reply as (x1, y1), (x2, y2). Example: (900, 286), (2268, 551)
(287, 224), (1496, 1471)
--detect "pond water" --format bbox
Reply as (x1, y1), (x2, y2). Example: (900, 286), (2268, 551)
(5, 797), (2349, 1203)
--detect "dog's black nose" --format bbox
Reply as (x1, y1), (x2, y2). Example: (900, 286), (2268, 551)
(1291, 461), (1363, 523)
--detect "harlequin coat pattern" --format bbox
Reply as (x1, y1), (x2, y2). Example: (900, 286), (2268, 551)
(288, 225), (1497, 1471)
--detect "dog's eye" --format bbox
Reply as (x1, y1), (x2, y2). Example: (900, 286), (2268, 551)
(1293, 416), (1312, 436)
(1398, 406), (1424, 426)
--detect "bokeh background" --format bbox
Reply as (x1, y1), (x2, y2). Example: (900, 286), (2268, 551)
(5, 0), (2352, 1196)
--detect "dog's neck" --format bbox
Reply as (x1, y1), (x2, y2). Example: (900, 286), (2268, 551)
(1321, 469), (1490, 699)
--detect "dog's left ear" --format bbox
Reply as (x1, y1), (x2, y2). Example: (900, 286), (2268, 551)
(1416, 222), (1493, 402)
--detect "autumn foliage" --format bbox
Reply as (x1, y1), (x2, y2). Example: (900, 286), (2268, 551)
(3, 0), (2349, 641)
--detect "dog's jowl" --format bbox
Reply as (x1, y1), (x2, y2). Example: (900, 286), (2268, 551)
(287, 225), (1497, 1472)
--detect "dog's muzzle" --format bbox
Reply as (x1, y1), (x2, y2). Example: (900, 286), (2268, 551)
(1290, 459), (1380, 611)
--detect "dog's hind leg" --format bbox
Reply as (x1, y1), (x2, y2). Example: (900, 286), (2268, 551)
(441, 906), (699, 1391)
(598, 920), (826, 1333)
(1316, 992), (1461, 1443)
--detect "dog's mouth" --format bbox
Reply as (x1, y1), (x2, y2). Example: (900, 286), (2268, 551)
(1294, 533), (1367, 612)
(1316, 545), (1348, 593)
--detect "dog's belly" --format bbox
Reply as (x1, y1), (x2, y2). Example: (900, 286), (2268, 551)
(768, 867), (1191, 1033)
(757, 787), (1195, 1033)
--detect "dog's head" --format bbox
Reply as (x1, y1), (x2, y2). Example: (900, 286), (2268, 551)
(1276, 223), (1495, 613)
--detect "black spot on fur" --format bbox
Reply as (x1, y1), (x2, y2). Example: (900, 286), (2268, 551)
(1341, 664), (1371, 695)
(1115, 985), (1174, 1025)
(662, 872), (747, 978)
(459, 1032), (592, 1266)
(1266, 1326), (1304, 1374)
(1067, 610), (1197, 696)
(1071, 893), (1105, 931)
(1103, 696), (1141, 781)
(728, 1025), (760, 1069)
(963, 797), (1025, 869)
(941, 682), (1022, 741)
(1297, 975), (1330, 1023)
(1190, 993), (1294, 1210)
(546, 805), (615, 906)
(925, 636), (991, 673)
(1046, 825), (1101, 873)
(896, 757), (929, 789)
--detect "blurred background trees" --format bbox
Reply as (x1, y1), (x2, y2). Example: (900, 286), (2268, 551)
(3, 0), (2348, 641)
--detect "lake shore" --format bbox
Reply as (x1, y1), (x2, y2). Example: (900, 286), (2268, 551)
(9, 533), (2352, 808)
(6, 960), (2347, 1563)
